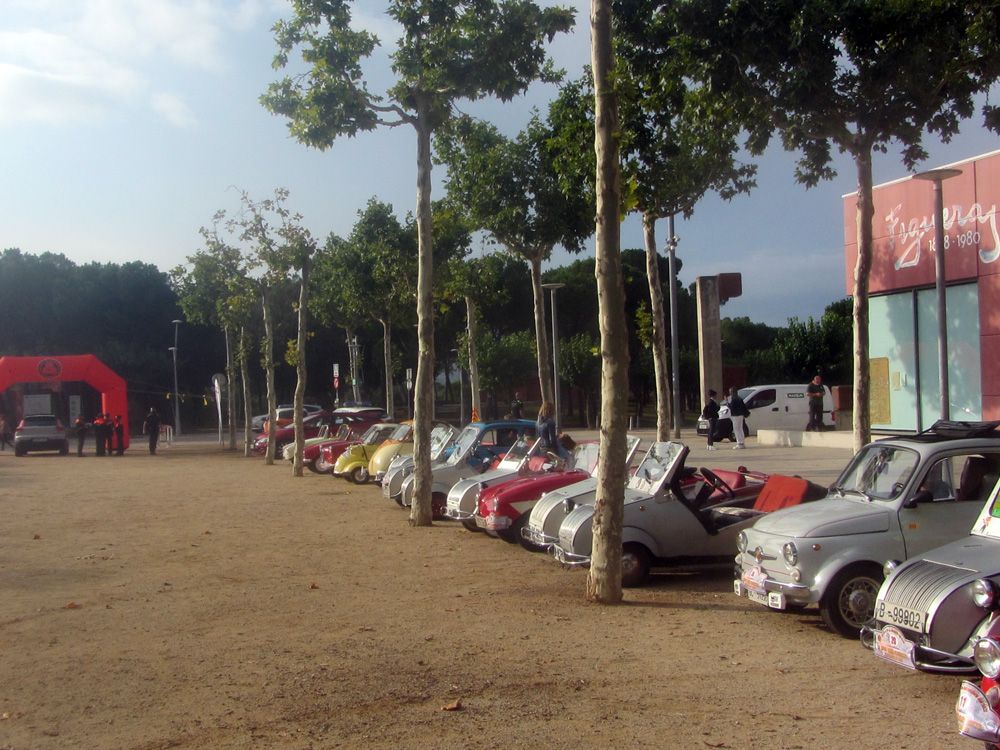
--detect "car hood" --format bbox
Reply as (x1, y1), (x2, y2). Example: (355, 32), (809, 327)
(751, 497), (891, 538)
(917, 535), (997, 575)
(481, 470), (588, 505)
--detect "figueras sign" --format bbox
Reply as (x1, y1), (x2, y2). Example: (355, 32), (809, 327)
(842, 149), (1000, 295)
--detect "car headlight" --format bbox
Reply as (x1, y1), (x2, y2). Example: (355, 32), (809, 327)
(973, 579), (997, 609)
(975, 638), (1000, 678)
(883, 560), (900, 578)
(737, 531), (748, 553)
(782, 542), (798, 566)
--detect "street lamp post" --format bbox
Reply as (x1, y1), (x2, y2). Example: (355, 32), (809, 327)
(542, 282), (566, 430)
(451, 348), (465, 427)
(170, 319), (182, 436)
(666, 215), (682, 439)
(913, 168), (962, 421)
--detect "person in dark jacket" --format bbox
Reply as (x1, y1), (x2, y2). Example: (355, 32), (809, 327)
(727, 387), (750, 449)
(102, 413), (114, 456)
(74, 416), (88, 456)
(702, 390), (720, 451)
(113, 415), (125, 455)
(509, 392), (524, 419)
(143, 408), (161, 455)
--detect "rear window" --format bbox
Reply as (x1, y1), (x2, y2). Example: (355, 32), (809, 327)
(23, 415), (57, 426)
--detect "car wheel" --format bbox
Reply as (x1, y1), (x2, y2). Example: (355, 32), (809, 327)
(305, 460), (323, 474)
(621, 543), (651, 588)
(496, 514), (527, 545)
(315, 455), (333, 474)
(820, 563), (883, 638)
(349, 465), (369, 484)
(14, 444), (26, 457)
(462, 518), (481, 533)
(431, 492), (448, 520)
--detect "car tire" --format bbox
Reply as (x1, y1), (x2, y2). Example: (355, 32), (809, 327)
(14, 444), (26, 457)
(462, 518), (481, 533)
(431, 492), (448, 520)
(621, 543), (651, 588)
(497, 514), (528, 545)
(820, 563), (883, 638)
(349, 465), (369, 484)
(305, 460), (323, 474)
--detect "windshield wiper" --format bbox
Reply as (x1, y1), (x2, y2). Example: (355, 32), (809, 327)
(842, 488), (871, 502)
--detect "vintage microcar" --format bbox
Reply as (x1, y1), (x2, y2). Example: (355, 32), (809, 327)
(331, 422), (401, 483)
(476, 440), (601, 547)
(552, 442), (817, 587)
(381, 424), (458, 504)
(523, 438), (765, 551)
(734, 420), (1000, 638)
(364, 421), (414, 482)
(444, 435), (547, 530)
(864, 448), (1000, 673)
(398, 419), (537, 517)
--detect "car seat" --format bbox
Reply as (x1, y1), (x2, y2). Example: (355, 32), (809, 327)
(956, 456), (998, 503)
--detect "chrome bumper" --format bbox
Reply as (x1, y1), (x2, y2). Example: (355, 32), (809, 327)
(551, 545), (591, 568)
(522, 526), (557, 549)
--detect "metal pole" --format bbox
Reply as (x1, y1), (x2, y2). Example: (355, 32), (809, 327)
(913, 168), (961, 422)
(171, 319), (182, 436)
(667, 216), (681, 439)
(543, 283), (566, 431)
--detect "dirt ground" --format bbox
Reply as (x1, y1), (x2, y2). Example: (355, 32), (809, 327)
(0, 437), (972, 750)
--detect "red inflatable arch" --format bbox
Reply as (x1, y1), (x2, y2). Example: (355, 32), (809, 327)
(0, 355), (129, 449)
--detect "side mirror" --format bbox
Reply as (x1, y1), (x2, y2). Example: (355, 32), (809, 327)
(903, 488), (934, 509)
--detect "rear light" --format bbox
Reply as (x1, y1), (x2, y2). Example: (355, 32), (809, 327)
(16, 419), (26, 431)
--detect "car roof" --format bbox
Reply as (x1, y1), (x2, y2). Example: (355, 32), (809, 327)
(878, 420), (1000, 446)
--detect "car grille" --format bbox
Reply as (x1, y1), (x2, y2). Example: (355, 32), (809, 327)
(880, 559), (974, 616)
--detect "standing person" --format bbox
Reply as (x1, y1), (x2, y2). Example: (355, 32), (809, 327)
(509, 392), (524, 419)
(93, 414), (106, 456)
(143, 408), (161, 455)
(702, 390), (720, 451)
(74, 416), (88, 456)
(727, 387), (749, 450)
(806, 375), (825, 431)
(536, 401), (568, 460)
(0, 415), (9, 450)
(113, 415), (125, 456)
(103, 413), (114, 456)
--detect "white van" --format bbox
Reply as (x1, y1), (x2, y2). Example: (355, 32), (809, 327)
(697, 384), (836, 440)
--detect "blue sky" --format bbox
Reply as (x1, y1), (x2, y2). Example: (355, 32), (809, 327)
(2, 0), (997, 326)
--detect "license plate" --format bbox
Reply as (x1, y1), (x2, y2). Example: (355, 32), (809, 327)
(874, 626), (917, 670)
(734, 579), (786, 610)
(474, 515), (488, 529)
(874, 599), (924, 632)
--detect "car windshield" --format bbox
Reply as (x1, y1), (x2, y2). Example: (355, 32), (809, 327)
(574, 443), (600, 473)
(628, 441), (685, 494)
(446, 426), (480, 465)
(23, 415), (57, 426)
(332, 424), (352, 440)
(389, 423), (412, 441)
(366, 424), (396, 443)
(831, 443), (919, 501)
(430, 425), (457, 460)
(499, 436), (535, 468)
(581, 435), (641, 477)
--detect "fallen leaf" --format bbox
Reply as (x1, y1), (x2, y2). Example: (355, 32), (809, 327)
(310, 583), (319, 590)
(64, 602), (81, 610)
(441, 698), (463, 711)
(33, 534), (41, 540)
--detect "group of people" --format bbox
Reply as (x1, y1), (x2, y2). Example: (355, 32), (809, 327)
(69, 407), (163, 456)
(701, 387), (750, 451)
(73, 413), (125, 456)
(702, 374), (827, 449)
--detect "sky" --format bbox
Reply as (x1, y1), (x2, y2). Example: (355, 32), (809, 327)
(1, 0), (998, 327)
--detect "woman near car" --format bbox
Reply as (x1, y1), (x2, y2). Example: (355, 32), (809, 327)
(536, 401), (568, 461)
(727, 387), (749, 449)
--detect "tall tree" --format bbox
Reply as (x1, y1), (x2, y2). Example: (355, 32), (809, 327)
(263, 0), (574, 524)
(586, 0), (629, 604)
(436, 112), (593, 406)
(657, 0), (1000, 451)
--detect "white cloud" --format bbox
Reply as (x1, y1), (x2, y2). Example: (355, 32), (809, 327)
(151, 92), (197, 128)
(0, 1), (261, 129)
